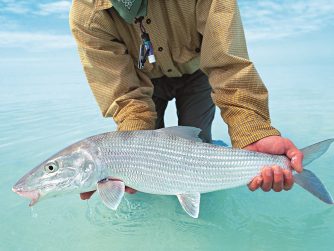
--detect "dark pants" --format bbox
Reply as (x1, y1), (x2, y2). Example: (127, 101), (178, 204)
(151, 70), (215, 143)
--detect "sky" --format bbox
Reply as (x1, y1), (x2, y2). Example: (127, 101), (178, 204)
(0, 0), (334, 151)
(0, 0), (334, 81)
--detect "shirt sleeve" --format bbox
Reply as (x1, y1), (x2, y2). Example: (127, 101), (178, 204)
(196, 0), (281, 148)
(69, 0), (156, 131)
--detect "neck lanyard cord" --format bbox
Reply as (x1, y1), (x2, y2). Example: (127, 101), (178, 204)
(135, 17), (155, 69)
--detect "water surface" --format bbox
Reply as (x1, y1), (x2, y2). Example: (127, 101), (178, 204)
(1, 64), (334, 251)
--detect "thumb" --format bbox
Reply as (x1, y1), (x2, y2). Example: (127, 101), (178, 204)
(285, 140), (303, 173)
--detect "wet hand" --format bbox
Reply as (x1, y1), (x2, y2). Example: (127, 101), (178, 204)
(248, 166), (294, 192)
(245, 136), (304, 192)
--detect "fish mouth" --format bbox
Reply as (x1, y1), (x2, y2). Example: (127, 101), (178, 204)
(12, 187), (40, 206)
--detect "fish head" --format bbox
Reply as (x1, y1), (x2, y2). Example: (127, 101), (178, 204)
(12, 140), (99, 206)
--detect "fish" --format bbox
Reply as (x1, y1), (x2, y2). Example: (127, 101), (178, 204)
(12, 126), (334, 218)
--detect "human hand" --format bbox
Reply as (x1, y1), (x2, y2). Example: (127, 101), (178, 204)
(80, 181), (137, 200)
(245, 136), (304, 192)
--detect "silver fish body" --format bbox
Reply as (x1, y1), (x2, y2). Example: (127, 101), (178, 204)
(91, 130), (289, 195)
(13, 127), (334, 218)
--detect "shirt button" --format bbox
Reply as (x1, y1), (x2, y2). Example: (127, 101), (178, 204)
(167, 69), (172, 72)
(146, 18), (151, 24)
(195, 48), (201, 53)
(158, 47), (163, 52)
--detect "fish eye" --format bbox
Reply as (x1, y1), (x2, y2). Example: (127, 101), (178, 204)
(44, 162), (59, 173)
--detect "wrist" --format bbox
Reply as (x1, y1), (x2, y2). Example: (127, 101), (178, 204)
(229, 120), (281, 148)
(117, 118), (156, 131)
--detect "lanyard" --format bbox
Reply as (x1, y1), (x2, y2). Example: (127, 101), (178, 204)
(135, 17), (156, 69)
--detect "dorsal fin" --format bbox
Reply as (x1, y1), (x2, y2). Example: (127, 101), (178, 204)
(156, 126), (202, 142)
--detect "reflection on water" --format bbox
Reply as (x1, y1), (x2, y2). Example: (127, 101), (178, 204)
(86, 195), (155, 232)
(2, 65), (334, 251)
(30, 207), (38, 218)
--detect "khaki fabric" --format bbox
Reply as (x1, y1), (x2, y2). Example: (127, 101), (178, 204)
(69, 0), (281, 148)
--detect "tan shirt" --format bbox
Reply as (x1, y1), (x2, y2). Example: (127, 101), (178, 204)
(69, 0), (280, 148)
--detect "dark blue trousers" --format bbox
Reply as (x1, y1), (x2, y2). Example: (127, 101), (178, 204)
(151, 70), (215, 143)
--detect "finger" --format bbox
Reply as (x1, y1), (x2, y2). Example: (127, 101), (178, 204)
(248, 176), (263, 191)
(290, 151), (304, 173)
(285, 140), (304, 173)
(283, 169), (294, 191)
(272, 166), (283, 192)
(80, 190), (95, 200)
(261, 167), (273, 192)
(125, 187), (137, 194)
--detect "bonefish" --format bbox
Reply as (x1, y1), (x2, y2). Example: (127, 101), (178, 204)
(12, 127), (334, 218)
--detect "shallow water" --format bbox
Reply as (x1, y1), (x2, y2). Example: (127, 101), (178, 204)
(1, 63), (334, 251)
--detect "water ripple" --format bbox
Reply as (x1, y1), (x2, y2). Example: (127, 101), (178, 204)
(85, 195), (157, 234)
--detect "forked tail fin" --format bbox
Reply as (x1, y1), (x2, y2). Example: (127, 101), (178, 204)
(301, 139), (334, 167)
(294, 139), (334, 204)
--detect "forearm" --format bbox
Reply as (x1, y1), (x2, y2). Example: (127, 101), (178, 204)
(70, 0), (156, 131)
(112, 70), (157, 131)
(208, 62), (280, 148)
(197, 0), (280, 148)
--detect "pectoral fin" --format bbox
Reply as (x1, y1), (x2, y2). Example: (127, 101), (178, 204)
(97, 179), (125, 210)
(177, 192), (201, 218)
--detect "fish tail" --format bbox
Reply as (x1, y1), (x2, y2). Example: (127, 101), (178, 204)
(300, 139), (334, 167)
(294, 139), (334, 204)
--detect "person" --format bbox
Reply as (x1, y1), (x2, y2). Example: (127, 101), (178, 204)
(69, 0), (303, 199)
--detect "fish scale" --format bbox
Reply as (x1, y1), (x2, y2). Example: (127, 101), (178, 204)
(92, 130), (290, 194)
